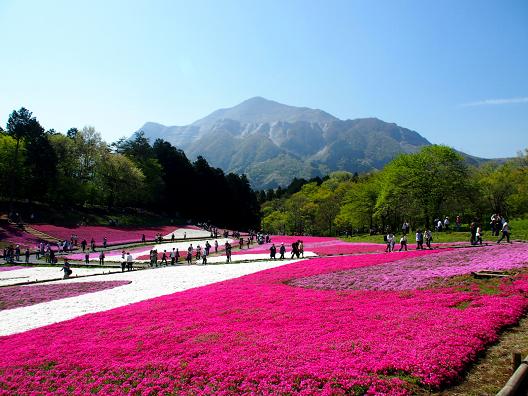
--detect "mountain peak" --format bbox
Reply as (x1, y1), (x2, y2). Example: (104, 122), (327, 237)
(191, 97), (338, 129)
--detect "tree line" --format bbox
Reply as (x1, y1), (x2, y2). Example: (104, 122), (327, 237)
(261, 145), (528, 235)
(0, 108), (260, 229)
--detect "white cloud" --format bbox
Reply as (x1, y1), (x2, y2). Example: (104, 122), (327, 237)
(460, 97), (528, 107)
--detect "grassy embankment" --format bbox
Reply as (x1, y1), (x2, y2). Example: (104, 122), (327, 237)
(343, 218), (528, 244)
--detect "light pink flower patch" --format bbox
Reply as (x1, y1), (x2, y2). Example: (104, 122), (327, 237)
(0, 266), (26, 272)
(0, 281), (131, 311)
(1, 248), (528, 394)
(291, 244), (528, 291)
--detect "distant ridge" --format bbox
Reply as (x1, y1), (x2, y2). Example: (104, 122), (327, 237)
(138, 97), (493, 189)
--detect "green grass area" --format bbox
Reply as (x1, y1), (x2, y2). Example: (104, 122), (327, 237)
(342, 218), (528, 244)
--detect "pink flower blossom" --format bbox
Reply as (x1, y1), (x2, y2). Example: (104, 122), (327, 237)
(0, 247), (527, 394)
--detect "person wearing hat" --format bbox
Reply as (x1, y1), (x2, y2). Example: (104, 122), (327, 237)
(279, 243), (286, 260)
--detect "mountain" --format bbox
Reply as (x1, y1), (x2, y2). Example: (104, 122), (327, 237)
(137, 97), (480, 189)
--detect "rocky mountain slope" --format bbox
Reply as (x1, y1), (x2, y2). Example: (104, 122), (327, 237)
(138, 97), (482, 189)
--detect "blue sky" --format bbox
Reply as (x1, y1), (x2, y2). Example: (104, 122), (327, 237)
(1, 0), (526, 158)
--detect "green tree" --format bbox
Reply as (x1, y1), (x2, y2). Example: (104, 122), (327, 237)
(375, 145), (472, 229)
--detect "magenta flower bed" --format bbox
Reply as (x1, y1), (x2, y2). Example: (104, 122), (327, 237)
(1, 249), (528, 394)
(0, 281), (131, 311)
(32, 225), (179, 245)
(0, 224), (43, 248)
(291, 244), (528, 291)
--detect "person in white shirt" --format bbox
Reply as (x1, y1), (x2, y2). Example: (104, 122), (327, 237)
(497, 222), (511, 244)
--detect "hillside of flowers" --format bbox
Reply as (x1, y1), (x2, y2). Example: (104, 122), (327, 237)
(0, 224), (43, 248)
(0, 281), (131, 311)
(1, 245), (528, 395)
(31, 225), (180, 245)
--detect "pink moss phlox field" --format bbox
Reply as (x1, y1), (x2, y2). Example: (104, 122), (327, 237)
(1, 249), (528, 394)
(0, 266), (26, 272)
(32, 225), (180, 245)
(290, 244), (528, 291)
(0, 281), (131, 311)
(0, 224), (44, 248)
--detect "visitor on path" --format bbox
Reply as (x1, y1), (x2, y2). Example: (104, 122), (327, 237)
(171, 233), (175, 242)
(25, 248), (30, 263)
(425, 229), (433, 249)
(205, 241), (211, 255)
(61, 260), (72, 279)
(299, 240), (304, 258)
(402, 221), (410, 235)
(49, 250), (56, 264)
(91, 238), (96, 251)
(121, 258), (126, 272)
(196, 245), (202, 261)
(247, 238), (250, 249)
(476, 225), (483, 245)
(202, 249), (207, 265)
(103, 237), (107, 249)
(15, 245), (20, 261)
(141, 234), (146, 243)
(161, 250), (168, 266)
(385, 233), (395, 252)
(270, 243), (277, 260)
(416, 230), (424, 250)
(175, 248), (180, 264)
(170, 248), (176, 265)
(290, 241), (298, 259)
(239, 237), (244, 249)
(399, 234), (408, 251)
(470, 222), (477, 245)
(81, 239), (87, 252)
(183, 231), (187, 240)
(126, 252), (133, 271)
(99, 251), (105, 266)
(497, 222), (512, 244)
(85, 253), (89, 265)
(214, 240), (219, 253)
(187, 245), (193, 264)
(225, 242), (232, 263)
(443, 217), (450, 231)
(279, 243), (286, 259)
(455, 215), (462, 232)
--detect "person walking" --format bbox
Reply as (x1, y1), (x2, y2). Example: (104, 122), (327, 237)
(385, 233), (394, 252)
(187, 245), (193, 264)
(202, 249), (207, 265)
(85, 253), (89, 265)
(161, 250), (168, 266)
(25, 248), (30, 263)
(126, 252), (133, 271)
(476, 225), (483, 245)
(279, 243), (286, 260)
(269, 243), (277, 260)
(99, 251), (105, 266)
(425, 228), (433, 249)
(399, 234), (408, 251)
(416, 229), (424, 250)
(497, 221), (512, 244)
(214, 240), (219, 253)
(225, 242), (232, 263)
(170, 248), (176, 265)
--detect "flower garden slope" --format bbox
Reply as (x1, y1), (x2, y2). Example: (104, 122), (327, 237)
(1, 247), (528, 394)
